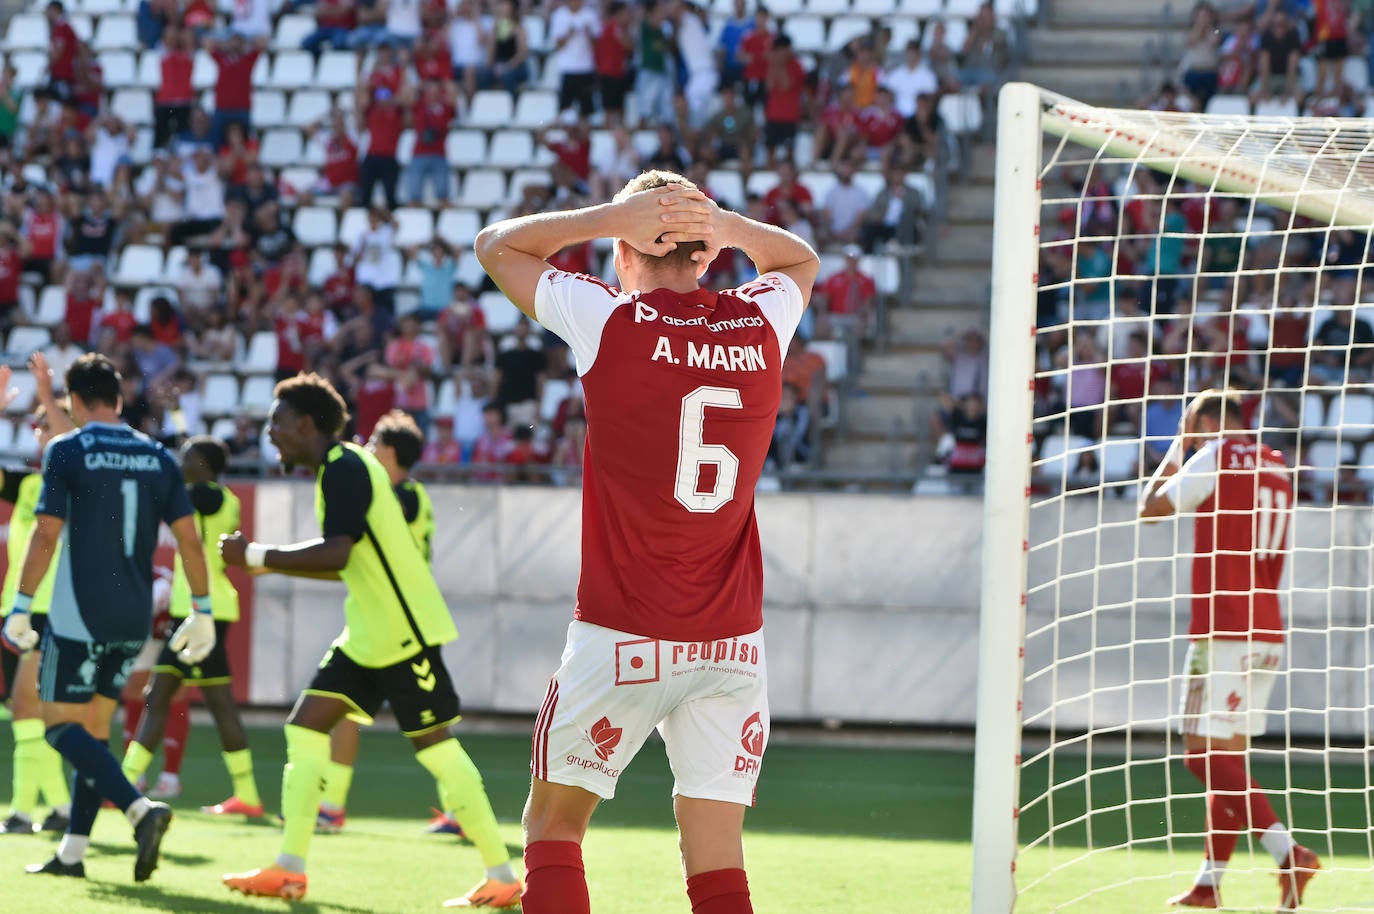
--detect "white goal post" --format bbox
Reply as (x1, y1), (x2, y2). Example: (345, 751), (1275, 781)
(973, 82), (1374, 913)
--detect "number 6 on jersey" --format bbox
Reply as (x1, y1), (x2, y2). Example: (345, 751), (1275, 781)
(675, 386), (743, 513)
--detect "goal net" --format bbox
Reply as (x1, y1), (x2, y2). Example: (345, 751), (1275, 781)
(972, 83), (1374, 914)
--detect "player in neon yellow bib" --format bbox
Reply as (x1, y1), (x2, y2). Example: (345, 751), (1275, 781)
(0, 355), (74, 836)
(120, 437), (263, 819)
(218, 375), (519, 908)
(318, 410), (465, 838)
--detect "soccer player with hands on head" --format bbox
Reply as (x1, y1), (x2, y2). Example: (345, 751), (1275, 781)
(0, 353), (75, 837)
(475, 171), (819, 914)
(217, 374), (518, 908)
(1139, 388), (1319, 910)
(3, 353), (217, 883)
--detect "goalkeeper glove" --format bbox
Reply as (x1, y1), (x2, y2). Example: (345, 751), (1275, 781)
(169, 596), (215, 665)
(2, 594), (38, 653)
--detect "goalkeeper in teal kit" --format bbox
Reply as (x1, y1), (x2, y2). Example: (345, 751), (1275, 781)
(1, 353), (218, 882)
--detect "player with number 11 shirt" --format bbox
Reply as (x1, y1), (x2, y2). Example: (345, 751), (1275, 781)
(476, 170), (819, 914)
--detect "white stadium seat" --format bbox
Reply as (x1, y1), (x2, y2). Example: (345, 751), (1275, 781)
(509, 169), (552, 204)
(446, 130), (489, 168)
(3, 15), (49, 51)
(252, 89), (287, 127)
(1204, 94), (1250, 117)
(338, 208), (370, 247)
(465, 90), (514, 130)
(240, 375), (276, 415)
(110, 88), (153, 127)
(269, 50), (315, 89)
(782, 16), (826, 54)
(4, 374), (36, 414)
(826, 16), (873, 52)
(437, 209), (481, 248)
(394, 208), (435, 247)
(273, 13), (316, 50)
(807, 340), (848, 383)
(259, 128), (304, 167)
(805, 0), (849, 15)
(1302, 439), (1350, 487)
(315, 51), (357, 90)
(8, 52), (47, 89)
(191, 48), (218, 89)
(98, 50), (137, 87)
(287, 89), (332, 127)
(706, 170), (746, 209)
(5, 326), (50, 358)
(487, 130), (535, 169)
(456, 169), (508, 210)
(242, 331), (279, 374)
(35, 286), (66, 326)
(113, 244), (164, 285)
(455, 251), (488, 290)
(513, 90), (559, 129)
(479, 291), (524, 336)
(91, 14), (137, 50)
(307, 246), (338, 285)
(293, 206), (338, 247)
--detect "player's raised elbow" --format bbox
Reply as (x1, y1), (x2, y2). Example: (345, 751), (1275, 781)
(473, 225), (505, 271)
(1138, 493), (1175, 522)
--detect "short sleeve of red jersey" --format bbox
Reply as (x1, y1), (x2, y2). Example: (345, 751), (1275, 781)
(534, 269), (626, 375)
(1159, 439), (1220, 513)
(736, 271), (808, 350)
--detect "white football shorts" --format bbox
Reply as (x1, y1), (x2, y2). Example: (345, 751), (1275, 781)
(532, 620), (769, 806)
(1178, 637), (1284, 740)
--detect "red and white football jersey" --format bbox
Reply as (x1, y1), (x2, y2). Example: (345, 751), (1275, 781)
(535, 269), (807, 642)
(1159, 435), (1293, 642)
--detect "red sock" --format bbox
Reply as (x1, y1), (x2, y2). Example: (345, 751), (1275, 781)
(686, 868), (752, 914)
(522, 841), (589, 914)
(122, 698), (145, 751)
(162, 700), (191, 776)
(1205, 792), (1241, 863)
(1246, 777), (1280, 833)
(1185, 750), (1281, 842)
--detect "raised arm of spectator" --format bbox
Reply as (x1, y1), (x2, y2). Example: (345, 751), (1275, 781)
(28, 352), (74, 436)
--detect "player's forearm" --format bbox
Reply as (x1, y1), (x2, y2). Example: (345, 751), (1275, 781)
(719, 210), (820, 280)
(254, 537), (352, 573)
(475, 204), (620, 264)
(1138, 438), (1185, 519)
(16, 527), (57, 597)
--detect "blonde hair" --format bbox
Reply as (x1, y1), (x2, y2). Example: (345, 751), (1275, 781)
(614, 170), (707, 271)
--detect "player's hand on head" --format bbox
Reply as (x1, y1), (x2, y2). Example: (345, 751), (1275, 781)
(219, 532), (248, 566)
(617, 184), (715, 257)
(1, 610), (37, 654)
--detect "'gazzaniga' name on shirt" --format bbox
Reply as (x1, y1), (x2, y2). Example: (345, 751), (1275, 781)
(650, 337), (767, 372)
(83, 452), (162, 472)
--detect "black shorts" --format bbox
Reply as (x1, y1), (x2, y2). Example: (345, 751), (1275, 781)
(305, 644), (460, 737)
(559, 72), (597, 117)
(764, 120), (797, 150)
(37, 630), (143, 704)
(154, 620), (233, 686)
(1320, 37), (1349, 60)
(597, 73), (633, 112)
(0, 614), (44, 696)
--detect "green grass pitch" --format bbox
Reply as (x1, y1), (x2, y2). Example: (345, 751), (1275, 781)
(2, 723), (1372, 912)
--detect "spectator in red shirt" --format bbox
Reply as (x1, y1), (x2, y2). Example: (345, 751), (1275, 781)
(274, 294), (318, 380)
(72, 45), (104, 123)
(813, 84), (861, 169)
(358, 60), (407, 210)
(322, 242), (356, 311)
(737, 7), (773, 107)
(20, 189), (64, 285)
(149, 295), (186, 350)
(412, 28), (451, 83)
(96, 289), (138, 348)
(857, 87), (905, 168)
(208, 32), (266, 146)
(422, 416), (463, 464)
(406, 80), (456, 205)
(218, 120), (260, 189)
(0, 226), (22, 333)
(63, 267), (102, 345)
(45, 0), (82, 100)
(540, 115), (592, 198)
(302, 0), (357, 57)
(469, 401), (514, 482)
(762, 159), (814, 225)
(182, 0), (216, 35)
(304, 109), (359, 209)
(763, 35), (807, 166)
(437, 285), (488, 371)
(386, 314), (436, 431)
(154, 24), (196, 149)
(1268, 282), (1312, 388)
(819, 245), (877, 338)
(593, 0), (634, 126)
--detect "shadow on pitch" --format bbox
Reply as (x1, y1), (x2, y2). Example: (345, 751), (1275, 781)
(88, 839), (215, 866)
(85, 882), (382, 914)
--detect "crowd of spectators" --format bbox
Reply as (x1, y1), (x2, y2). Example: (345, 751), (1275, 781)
(1159, 0), (1373, 116)
(1027, 153), (1374, 500)
(0, 0), (1019, 482)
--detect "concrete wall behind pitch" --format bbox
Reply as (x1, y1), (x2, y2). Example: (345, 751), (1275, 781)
(245, 484), (1374, 737)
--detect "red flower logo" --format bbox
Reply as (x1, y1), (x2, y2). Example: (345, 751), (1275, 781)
(590, 717), (622, 761)
(740, 712), (765, 757)
(1226, 691), (1242, 712)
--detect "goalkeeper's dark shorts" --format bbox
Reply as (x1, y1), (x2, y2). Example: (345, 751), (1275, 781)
(304, 644), (461, 737)
(154, 620), (233, 686)
(1, 614), (47, 697)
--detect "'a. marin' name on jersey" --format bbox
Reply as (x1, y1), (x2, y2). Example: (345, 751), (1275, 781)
(635, 298), (771, 372)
